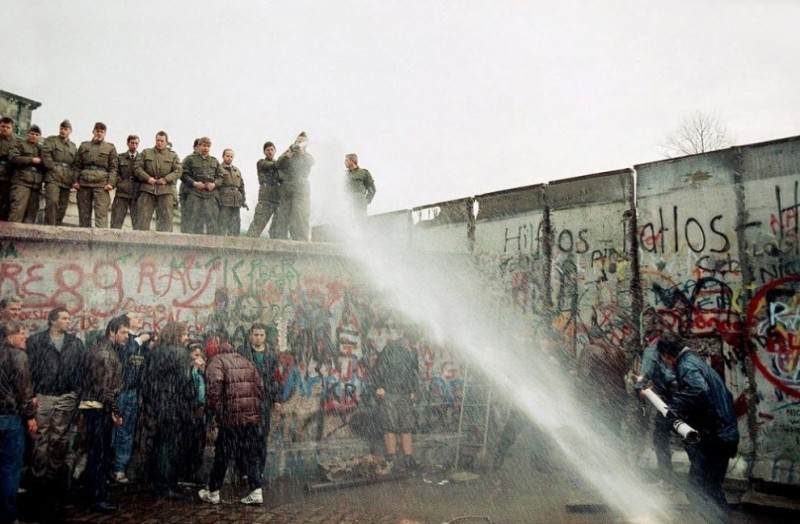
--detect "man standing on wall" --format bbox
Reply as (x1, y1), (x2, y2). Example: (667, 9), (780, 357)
(110, 135), (141, 229)
(0, 116), (19, 221)
(273, 132), (314, 241)
(80, 315), (127, 514)
(26, 307), (85, 520)
(373, 326), (421, 472)
(181, 136), (222, 235)
(134, 131), (182, 232)
(658, 331), (739, 523)
(0, 319), (37, 524)
(72, 122), (119, 228)
(246, 141), (281, 238)
(8, 124), (45, 223)
(41, 120), (77, 226)
(218, 148), (247, 236)
(344, 153), (376, 217)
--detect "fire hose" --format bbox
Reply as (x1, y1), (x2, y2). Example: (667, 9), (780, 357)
(641, 388), (700, 444)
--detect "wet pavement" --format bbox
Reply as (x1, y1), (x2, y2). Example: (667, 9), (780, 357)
(47, 459), (793, 524)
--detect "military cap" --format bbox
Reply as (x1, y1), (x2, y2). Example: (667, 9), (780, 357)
(28, 125), (41, 134)
(60, 119), (72, 129)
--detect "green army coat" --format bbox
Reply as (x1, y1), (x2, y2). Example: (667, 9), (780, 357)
(9, 139), (46, 188)
(116, 151), (140, 198)
(181, 153), (223, 199)
(256, 158), (281, 204)
(42, 136), (77, 188)
(346, 167), (377, 203)
(135, 147), (181, 196)
(218, 163), (246, 208)
(0, 134), (18, 182)
(73, 140), (119, 188)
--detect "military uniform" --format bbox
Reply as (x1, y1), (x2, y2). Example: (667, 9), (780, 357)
(181, 153), (223, 235)
(0, 133), (19, 221)
(73, 140), (119, 228)
(346, 166), (377, 216)
(8, 139), (46, 223)
(110, 151), (140, 229)
(218, 163), (246, 236)
(134, 147), (181, 232)
(41, 136), (77, 226)
(272, 150), (314, 241)
(246, 158), (281, 238)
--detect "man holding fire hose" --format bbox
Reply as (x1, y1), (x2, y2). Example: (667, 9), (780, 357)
(656, 331), (739, 524)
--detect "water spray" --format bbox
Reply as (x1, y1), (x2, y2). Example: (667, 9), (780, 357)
(641, 388), (700, 444)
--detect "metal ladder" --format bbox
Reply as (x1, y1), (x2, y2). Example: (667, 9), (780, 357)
(453, 364), (494, 471)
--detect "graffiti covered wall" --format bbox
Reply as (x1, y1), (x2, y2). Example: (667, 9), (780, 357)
(0, 225), (466, 475)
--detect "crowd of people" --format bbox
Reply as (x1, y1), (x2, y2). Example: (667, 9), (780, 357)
(0, 293), (427, 523)
(0, 116), (377, 240)
(0, 295), (285, 522)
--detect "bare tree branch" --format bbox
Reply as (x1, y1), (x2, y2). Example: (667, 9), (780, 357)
(662, 111), (733, 158)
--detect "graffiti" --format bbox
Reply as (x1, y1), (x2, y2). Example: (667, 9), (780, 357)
(502, 221), (545, 255)
(638, 206), (730, 254)
(0, 241), (19, 259)
(748, 277), (800, 399)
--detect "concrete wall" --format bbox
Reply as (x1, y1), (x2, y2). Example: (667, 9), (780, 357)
(4, 134), (800, 487)
(360, 135), (800, 487)
(0, 224), (466, 478)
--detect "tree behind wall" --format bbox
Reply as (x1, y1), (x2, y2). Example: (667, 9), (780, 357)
(662, 111), (733, 158)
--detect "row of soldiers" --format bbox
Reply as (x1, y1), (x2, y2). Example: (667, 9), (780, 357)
(0, 117), (377, 240)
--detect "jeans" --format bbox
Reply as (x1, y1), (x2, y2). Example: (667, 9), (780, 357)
(685, 440), (737, 524)
(111, 389), (138, 473)
(0, 415), (25, 524)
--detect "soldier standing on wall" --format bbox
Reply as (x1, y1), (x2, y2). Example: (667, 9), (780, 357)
(110, 135), (141, 229)
(181, 137), (223, 235)
(272, 132), (313, 241)
(134, 131), (182, 232)
(8, 124), (45, 224)
(246, 141), (281, 238)
(41, 120), (77, 226)
(72, 122), (119, 228)
(0, 116), (19, 221)
(344, 153), (376, 217)
(217, 148), (247, 236)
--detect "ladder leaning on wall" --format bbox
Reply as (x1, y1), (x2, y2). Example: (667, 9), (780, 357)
(453, 363), (494, 472)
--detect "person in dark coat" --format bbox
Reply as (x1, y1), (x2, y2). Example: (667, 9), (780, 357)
(25, 307), (85, 518)
(199, 341), (264, 505)
(373, 326), (420, 471)
(79, 315), (128, 514)
(0, 319), (37, 524)
(140, 321), (196, 499)
(237, 323), (282, 478)
(658, 331), (739, 524)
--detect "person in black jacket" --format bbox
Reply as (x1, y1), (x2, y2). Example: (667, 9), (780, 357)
(140, 321), (196, 499)
(373, 326), (420, 471)
(80, 315), (128, 514)
(658, 331), (739, 524)
(0, 319), (37, 524)
(25, 307), (85, 517)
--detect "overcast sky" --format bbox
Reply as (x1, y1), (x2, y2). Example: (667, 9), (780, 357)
(4, 0), (799, 223)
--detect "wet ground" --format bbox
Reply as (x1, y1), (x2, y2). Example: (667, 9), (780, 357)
(47, 456), (793, 524)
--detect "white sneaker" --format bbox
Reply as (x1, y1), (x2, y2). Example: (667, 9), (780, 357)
(198, 488), (220, 505)
(240, 488), (263, 505)
(112, 471), (130, 484)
